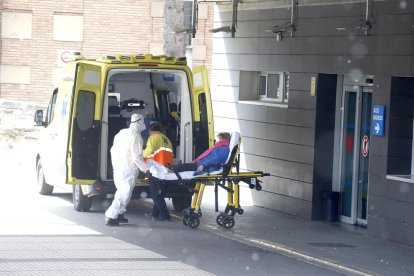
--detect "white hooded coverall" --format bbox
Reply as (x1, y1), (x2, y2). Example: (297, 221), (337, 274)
(105, 113), (149, 219)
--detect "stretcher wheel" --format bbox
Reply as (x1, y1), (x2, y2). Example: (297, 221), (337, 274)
(183, 214), (189, 226)
(222, 216), (235, 229)
(216, 213), (226, 226)
(237, 209), (244, 215)
(188, 217), (200, 229)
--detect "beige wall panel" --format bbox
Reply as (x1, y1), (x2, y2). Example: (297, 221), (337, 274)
(0, 65), (31, 84)
(193, 44), (207, 60)
(54, 15), (83, 41)
(1, 11), (32, 39)
(151, 2), (164, 17)
(198, 4), (208, 20)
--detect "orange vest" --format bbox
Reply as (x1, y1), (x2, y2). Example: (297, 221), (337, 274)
(146, 147), (173, 166)
(144, 133), (173, 166)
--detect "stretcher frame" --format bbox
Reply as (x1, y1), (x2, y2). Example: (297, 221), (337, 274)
(155, 132), (269, 229)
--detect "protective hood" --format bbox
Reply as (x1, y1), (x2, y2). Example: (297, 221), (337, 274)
(129, 113), (146, 133)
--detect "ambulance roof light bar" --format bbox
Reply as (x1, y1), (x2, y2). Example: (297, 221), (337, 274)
(97, 54), (187, 65)
(67, 51), (84, 61)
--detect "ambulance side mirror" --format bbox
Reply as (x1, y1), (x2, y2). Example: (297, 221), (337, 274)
(34, 110), (45, 126)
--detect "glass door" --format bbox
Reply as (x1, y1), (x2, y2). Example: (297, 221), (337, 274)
(339, 86), (372, 225)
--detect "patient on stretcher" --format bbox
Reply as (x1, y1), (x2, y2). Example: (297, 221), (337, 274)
(148, 132), (238, 180)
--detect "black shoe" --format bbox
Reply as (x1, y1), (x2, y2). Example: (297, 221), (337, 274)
(105, 217), (119, 226)
(154, 213), (171, 221)
(145, 210), (170, 221)
(117, 214), (128, 223)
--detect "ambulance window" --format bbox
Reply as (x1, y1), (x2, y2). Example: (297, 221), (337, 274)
(76, 91), (95, 131)
(194, 92), (209, 157)
(199, 93), (207, 125)
(46, 90), (58, 124)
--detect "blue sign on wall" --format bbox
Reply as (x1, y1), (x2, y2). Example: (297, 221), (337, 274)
(372, 105), (385, 136)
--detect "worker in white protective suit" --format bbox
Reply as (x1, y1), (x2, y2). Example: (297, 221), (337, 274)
(105, 113), (149, 226)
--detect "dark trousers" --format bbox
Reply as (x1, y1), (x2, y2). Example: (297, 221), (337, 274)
(149, 176), (170, 219)
(171, 162), (197, 172)
(149, 163), (197, 219)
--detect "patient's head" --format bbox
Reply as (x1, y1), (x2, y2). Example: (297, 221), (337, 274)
(217, 132), (231, 142)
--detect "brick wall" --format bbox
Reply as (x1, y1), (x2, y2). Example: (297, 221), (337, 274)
(0, 0), (214, 104)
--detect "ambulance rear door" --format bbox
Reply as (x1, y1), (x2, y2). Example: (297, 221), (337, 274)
(67, 63), (103, 185)
(192, 66), (214, 157)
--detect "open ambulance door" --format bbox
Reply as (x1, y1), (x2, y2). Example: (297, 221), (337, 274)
(192, 66), (214, 158)
(67, 63), (102, 185)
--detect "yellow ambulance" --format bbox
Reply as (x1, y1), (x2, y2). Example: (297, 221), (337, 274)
(34, 53), (214, 212)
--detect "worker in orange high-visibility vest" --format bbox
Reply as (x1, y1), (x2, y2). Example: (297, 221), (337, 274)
(143, 123), (173, 220)
(143, 123), (174, 166)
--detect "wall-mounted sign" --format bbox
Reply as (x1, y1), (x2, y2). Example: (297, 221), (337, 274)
(57, 50), (76, 67)
(372, 105), (385, 136)
(310, 76), (316, 96)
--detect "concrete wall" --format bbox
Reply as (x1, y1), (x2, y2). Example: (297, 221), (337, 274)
(211, 0), (414, 245)
(0, 0), (214, 104)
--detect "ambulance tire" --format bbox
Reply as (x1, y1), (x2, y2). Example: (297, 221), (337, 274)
(73, 185), (92, 212)
(37, 160), (54, 195)
(172, 195), (192, 212)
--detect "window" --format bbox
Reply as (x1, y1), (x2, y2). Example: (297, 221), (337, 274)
(53, 14), (83, 41)
(258, 72), (289, 103)
(386, 77), (414, 177)
(0, 65), (31, 84)
(183, 0), (193, 46)
(76, 91), (95, 131)
(46, 90), (58, 125)
(1, 11), (32, 39)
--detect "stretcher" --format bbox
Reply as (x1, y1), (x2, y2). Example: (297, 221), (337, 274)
(148, 132), (269, 229)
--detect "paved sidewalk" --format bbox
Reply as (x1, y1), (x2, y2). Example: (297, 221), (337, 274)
(0, 143), (213, 276)
(183, 198), (414, 276)
(1, 141), (413, 275)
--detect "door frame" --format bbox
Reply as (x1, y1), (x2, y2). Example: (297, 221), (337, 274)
(335, 75), (373, 225)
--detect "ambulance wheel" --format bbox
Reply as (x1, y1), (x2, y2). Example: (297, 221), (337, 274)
(183, 214), (189, 226)
(188, 217), (200, 229)
(216, 213), (226, 227)
(172, 195), (192, 212)
(237, 209), (244, 215)
(223, 216), (235, 229)
(73, 185), (92, 212)
(37, 160), (54, 195)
